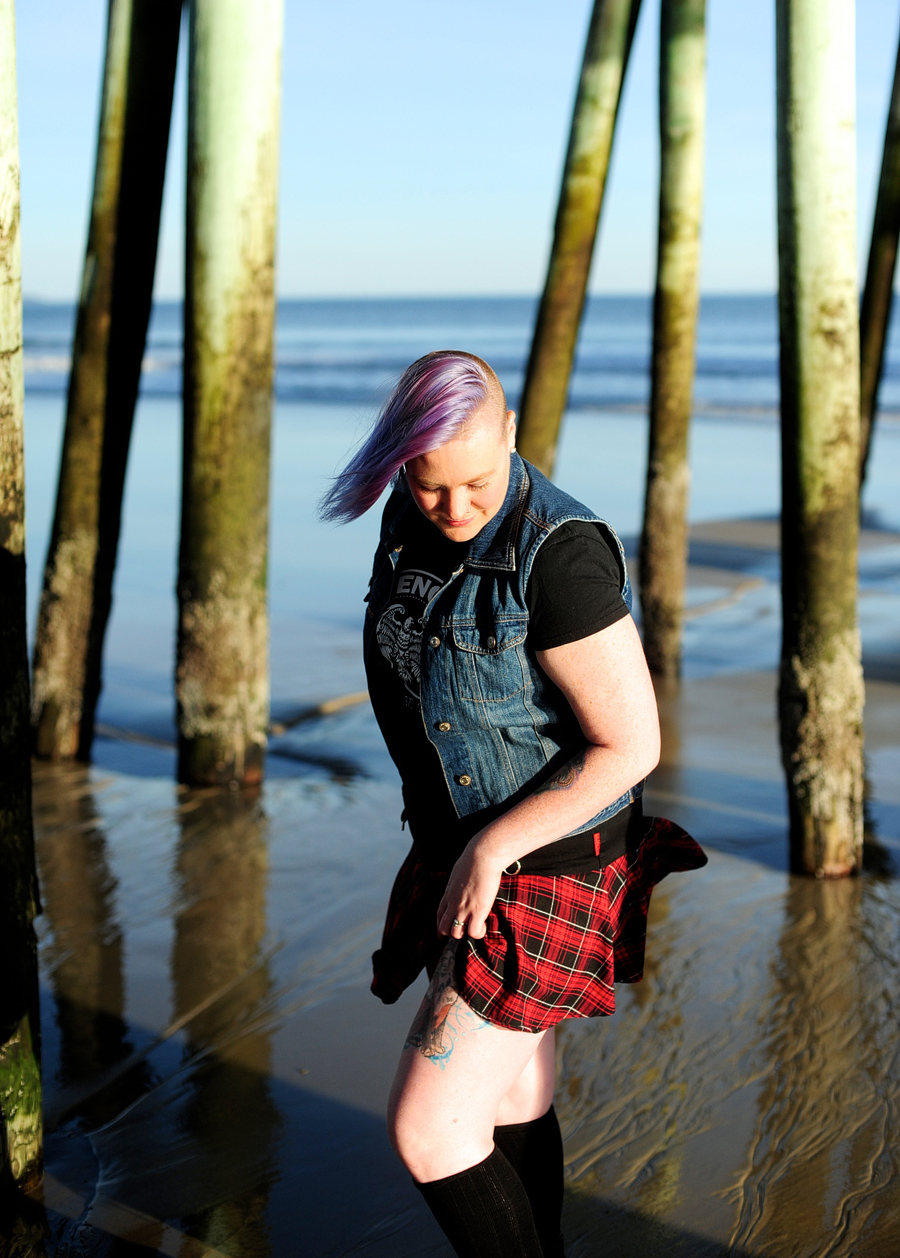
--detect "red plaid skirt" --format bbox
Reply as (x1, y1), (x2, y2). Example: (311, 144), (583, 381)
(371, 816), (707, 1032)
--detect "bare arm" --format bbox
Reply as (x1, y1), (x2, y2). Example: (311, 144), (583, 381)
(437, 614), (660, 939)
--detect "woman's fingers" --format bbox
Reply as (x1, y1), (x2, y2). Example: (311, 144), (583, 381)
(437, 892), (459, 936)
(436, 898), (464, 937)
(466, 918), (486, 940)
(437, 843), (503, 938)
(449, 907), (469, 938)
(438, 895), (493, 939)
(437, 875), (469, 936)
(437, 890), (475, 938)
(465, 899), (493, 939)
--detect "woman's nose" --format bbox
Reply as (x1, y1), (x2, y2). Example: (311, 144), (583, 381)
(446, 488), (470, 520)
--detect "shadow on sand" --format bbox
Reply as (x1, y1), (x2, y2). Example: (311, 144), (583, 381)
(12, 650), (900, 1258)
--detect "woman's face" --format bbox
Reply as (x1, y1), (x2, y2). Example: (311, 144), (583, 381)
(405, 405), (517, 542)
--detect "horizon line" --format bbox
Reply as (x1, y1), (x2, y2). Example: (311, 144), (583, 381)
(22, 289), (782, 306)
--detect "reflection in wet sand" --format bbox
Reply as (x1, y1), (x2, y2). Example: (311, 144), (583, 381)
(728, 876), (900, 1258)
(31, 779), (285, 1256)
(170, 791), (280, 1258)
(555, 859), (900, 1257)
(33, 764), (149, 1123)
(23, 666), (900, 1256)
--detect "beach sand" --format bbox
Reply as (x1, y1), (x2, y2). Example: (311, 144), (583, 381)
(19, 518), (900, 1257)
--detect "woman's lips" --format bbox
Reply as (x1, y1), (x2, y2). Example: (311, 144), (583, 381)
(443, 517), (474, 528)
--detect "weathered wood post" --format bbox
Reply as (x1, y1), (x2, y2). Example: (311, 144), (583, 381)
(177, 0), (283, 786)
(859, 30), (900, 487)
(639, 0), (706, 678)
(0, 0), (42, 1203)
(30, 0), (182, 761)
(515, 0), (643, 475)
(776, 0), (864, 876)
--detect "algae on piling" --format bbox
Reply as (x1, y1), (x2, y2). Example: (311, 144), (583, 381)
(0, 0), (42, 1203)
(30, 0), (182, 763)
(516, 0), (643, 476)
(177, 0), (284, 786)
(775, 0), (865, 875)
(639, 0), (707, 679)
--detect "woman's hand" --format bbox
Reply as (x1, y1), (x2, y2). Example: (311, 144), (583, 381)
(437, 837), (505, 940)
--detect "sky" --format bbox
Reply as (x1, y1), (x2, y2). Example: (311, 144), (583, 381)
(14, 0), (900, 299)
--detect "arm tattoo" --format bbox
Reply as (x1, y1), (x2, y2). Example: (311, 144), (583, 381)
(404, 940), (491, 1068)
(535, 749), (587, 794)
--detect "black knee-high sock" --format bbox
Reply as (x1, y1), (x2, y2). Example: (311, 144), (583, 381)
(414, 1146), (544, 1258)
(492, 1107), (564, 1258)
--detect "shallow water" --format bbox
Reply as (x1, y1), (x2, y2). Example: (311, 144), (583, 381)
(22, 394), (900, 740)
(15, 296), (900, 1255)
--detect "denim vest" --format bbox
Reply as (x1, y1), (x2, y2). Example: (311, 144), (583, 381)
(364, 452), (642, 838)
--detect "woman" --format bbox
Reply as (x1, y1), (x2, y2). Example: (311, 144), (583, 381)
(321, 351), (706, 1258)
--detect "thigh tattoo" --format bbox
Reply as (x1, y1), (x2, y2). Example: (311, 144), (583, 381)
(404, 940), (492, 1069)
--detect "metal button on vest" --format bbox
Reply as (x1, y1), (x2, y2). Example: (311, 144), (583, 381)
(486, 635), (497, 648)
(457, 774), (472, 786)
(429, 635), (441, 647)
(437, 721), (451, 732)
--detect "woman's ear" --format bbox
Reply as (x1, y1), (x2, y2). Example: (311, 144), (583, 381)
(507, 410), (517, 450)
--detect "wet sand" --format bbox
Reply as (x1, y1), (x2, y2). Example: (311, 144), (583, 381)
(20, 518), (900, 1257)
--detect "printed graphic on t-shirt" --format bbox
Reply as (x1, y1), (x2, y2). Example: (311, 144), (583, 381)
(375, 567), (444, 700)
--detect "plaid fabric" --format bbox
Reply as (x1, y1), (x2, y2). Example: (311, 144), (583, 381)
(371, 816), (707, 1032)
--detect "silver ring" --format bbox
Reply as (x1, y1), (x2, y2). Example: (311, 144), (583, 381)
(453, 918), (463, 926)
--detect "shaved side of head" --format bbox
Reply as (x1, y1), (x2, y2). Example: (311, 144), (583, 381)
(422, 350), (510, 435)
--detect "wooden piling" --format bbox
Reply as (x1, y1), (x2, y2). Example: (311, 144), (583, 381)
(639, 0), (707, 678)
(775, 0), (865, 876)
(177, 0), (283, 786)
(30, 0), (182, 761)
(859, 30), (900, 487)
(515, 0), (643, 476)
(0, 0), (42, 1200)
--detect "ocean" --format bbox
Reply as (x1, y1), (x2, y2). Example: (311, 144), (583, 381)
(22, 291), (900, 417)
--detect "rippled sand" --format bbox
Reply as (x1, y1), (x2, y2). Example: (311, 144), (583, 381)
(15, 652), (897, 1258)
(558, 837), (900, 1258)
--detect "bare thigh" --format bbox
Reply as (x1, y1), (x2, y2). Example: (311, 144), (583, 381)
(387, 940), (556, 1183)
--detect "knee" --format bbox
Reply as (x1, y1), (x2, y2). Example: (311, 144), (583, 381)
(387, 1092), (491, 1183)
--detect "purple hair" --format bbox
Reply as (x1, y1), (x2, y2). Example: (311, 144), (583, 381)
(319, 351), (497, 523)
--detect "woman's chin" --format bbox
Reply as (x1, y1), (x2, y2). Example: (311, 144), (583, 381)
(439, 520), (481, 542)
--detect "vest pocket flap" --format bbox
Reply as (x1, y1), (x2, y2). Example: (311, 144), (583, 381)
(451, 618), (528, 654)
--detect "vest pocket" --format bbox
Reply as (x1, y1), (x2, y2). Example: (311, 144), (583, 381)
(450, 618), (528, 703)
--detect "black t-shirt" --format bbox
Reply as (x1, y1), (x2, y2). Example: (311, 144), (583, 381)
(365, 513), (628, 861)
